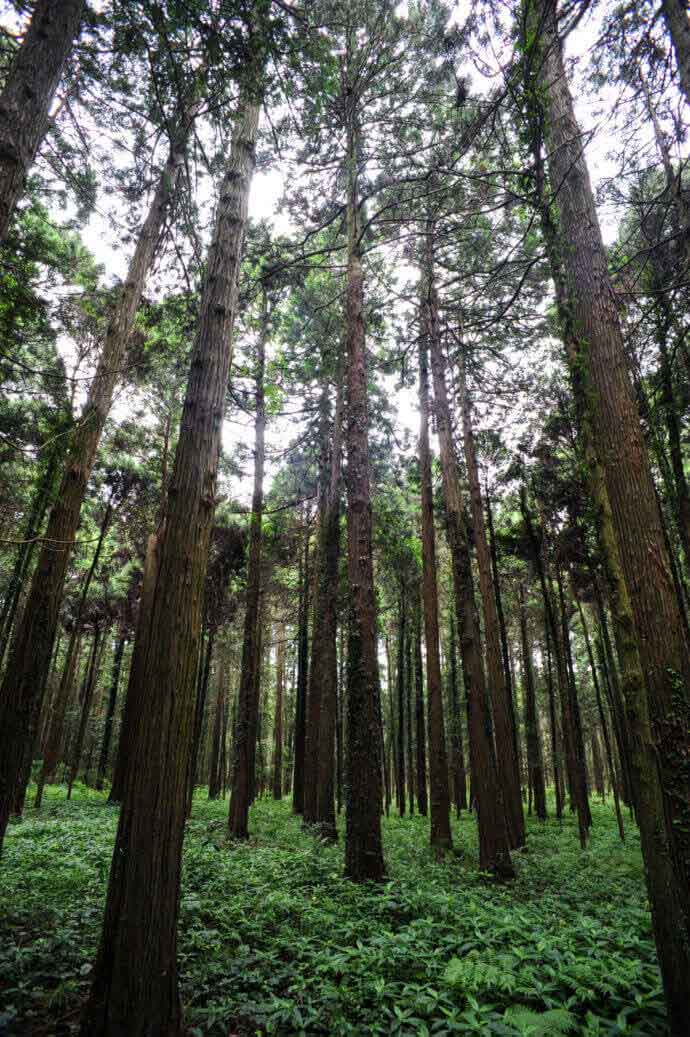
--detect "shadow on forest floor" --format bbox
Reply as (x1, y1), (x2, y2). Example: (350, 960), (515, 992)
(0, 787), (667, 1036)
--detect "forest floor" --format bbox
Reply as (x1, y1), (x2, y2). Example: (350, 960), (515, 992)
(0, 787), (666, 1037)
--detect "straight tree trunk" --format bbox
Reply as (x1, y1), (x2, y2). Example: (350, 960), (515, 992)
(405, 626), (415, 815)
(304, 371), (342, 835)
(95, 626), (127, 791)
(413, 594), (428, 817)
(0, 91), (203, 850)
(66, 625), (101, 799)
(0, 0), (84, 239)
(292, 524), (310, 814)
(519, 581), (547, 821)
(417, 321), (452, 852)
(229, 290), (267, 837)
(34, 631), (82, 808)
(342, 95), (385, 883)
(272, 625), (285, 801)
(458, 349), (525, 848)
(314, 377), (343, 840)
(447, 603), (467, 818)
(209, 643), (229, 801)
(395, 583), (407, 817)
(189, 625), (215, 809)
(81, 93), (260, 1037)
(424, 228), (513, 877)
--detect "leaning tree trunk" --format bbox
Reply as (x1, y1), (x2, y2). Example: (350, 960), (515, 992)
(523, 5), (690, 1026)
(342, 100), (385, 883)
(228, 291), (267, 837)
(0, 0), (84, 239)
(81, 94), (260, 1037)
(458, 349), (525, 848)
(0, 91), (203, 851)
(34, 501), (112, 808)
(417, 328), (452, 852)
(424, 227), (513, 878)
(662, 0), (690, 109)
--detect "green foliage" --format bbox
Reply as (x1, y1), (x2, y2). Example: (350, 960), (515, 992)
(0, 793), (666, 1036)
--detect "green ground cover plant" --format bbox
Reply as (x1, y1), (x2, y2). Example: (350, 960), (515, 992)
(0, 789), (666, 1036)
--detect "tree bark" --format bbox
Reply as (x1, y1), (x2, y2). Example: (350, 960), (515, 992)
(66, 625), (102, 799)
(272, 625), (285, 801)
(425, 229), (513, 877)
(522, 7), (690, 1023)
(229, 289), (267, 837)
(0, 0), (84, 239)
(395, 582), (407, 817)
(81, 94), (260, 1037)
(95, 627), (127, 791)
(342, 92), (385, 882)
(662, 0), (690, 109)
(209, 642), (229, 801)
(518, 581), (546, 821)
(292, 522), (310, 814)
(417, 327), (452, 852)
(413, 594), (428, 817)
(0, 90), (203, 850)
(447, 603), (467, 818)
(458, 349), (525, 848)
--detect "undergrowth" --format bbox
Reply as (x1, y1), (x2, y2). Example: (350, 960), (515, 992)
(0, 788), (667, 1036)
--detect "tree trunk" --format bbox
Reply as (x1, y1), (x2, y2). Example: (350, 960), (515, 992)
(519, 581), (547, 821)
(342, 93), (385, 883)
(413, 594), (428, 817)
(95, 627), (127, 791)
(0, 0), (84, 239)
(304, 371), (342, 835)
(395, 582), (407, 817)
(0, 90), (203, 850)
(189, 625), (215, 809)
(81, 94), (260, 1037)
(272, 625), (285, 801)
(34, 631), (82, 808)
(417, 316), (453, 852)
(523, 7), (690, 1022)
(405, 625), (415, 815)
(209, 643), (229, 801)
(66, 625), (101, 799)
(458, 349), (525, 848)
(447, 602), (467, 818)
(425, 229), (512, 877)
(292, 522), (310, 814)
(229, 289), (267, 837)
(662, 0), (690, 109)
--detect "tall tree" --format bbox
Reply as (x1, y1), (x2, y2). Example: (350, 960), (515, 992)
(81, 82), (261, 1034)
(0, 73), (205, 850)
(0, 0), (85, 239)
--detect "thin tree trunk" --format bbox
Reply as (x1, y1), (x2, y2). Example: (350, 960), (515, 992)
(229, 289), (267, 836)
(413, 594), (429, 817)
(396, 582), (407, 817)
(292, 524), (310, 815)
(66, 625), (101, 799)
(447, 603), (467, 818)
(405, 625), (415, 815)
(95, 626), (127, 791)
(519, 581), (547, 821)
(81, 93), (260, 1037)
(417, 318), (452, 852)
(272, 625), (285, 801)
(0, 0), (84, 239)
(458, 349), (525, 848)
(209, 643), (229, 801)
(425, 227), (512, 877)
